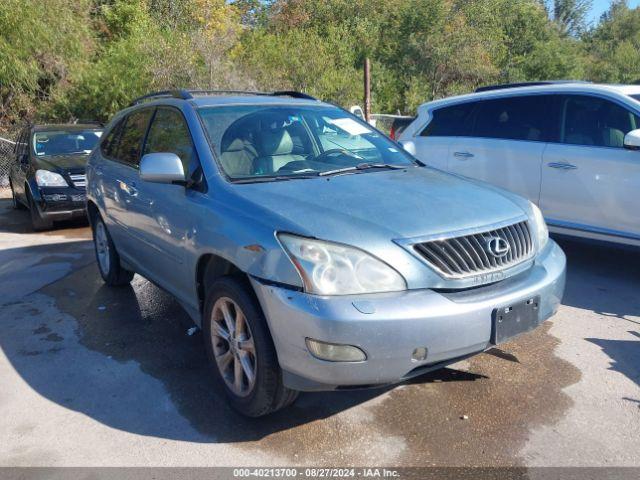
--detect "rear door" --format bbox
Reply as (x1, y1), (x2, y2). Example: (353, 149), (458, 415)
(541, 94), (640, 240)
(99, 109), (154, 259)
(401, 102), (476, 171)
(447, 95), (552, 204)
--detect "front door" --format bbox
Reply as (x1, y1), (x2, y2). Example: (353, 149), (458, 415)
(541, 94), (640, 241)
(132, 107), (202, 300)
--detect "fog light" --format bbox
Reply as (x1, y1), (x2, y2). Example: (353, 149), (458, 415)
(412, 347), (428, 361)
(305, 338), (366, 362)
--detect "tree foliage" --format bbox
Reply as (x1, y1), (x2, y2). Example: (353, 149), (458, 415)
(0, 0), (639, 128)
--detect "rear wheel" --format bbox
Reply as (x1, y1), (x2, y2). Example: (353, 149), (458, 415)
(203, 276), (298, 417)
(93, 216), (134, 286)
(27, 190), (53, 231)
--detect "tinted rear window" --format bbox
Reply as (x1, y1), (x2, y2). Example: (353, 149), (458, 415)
(474, 95), (551, 142)
(420, 103), (476, 137)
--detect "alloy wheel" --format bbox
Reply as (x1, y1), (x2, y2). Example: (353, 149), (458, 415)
(95, 222), (110, 275)
(210, 296), (257, 397)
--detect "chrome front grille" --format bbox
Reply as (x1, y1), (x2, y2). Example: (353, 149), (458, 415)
(69, 173), (86, 189)
(414, 221), (534, 279)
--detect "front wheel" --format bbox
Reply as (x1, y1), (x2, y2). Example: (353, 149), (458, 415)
(93, 216), (134, 286)
(10, 181), (26, 210)
(203, 276), (298, 417)
(27, 191), (53, 231)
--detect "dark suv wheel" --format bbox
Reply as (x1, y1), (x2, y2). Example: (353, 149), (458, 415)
(10, 181), (25, 210)
(92, 215), (134, 286)
(203, 276), (298, 417)
(27, 190), (53, 231)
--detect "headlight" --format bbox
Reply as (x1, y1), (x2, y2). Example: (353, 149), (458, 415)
(529, 203), (548, 250)
(35, 170), (68, 187)
(277, 233), (407, 295)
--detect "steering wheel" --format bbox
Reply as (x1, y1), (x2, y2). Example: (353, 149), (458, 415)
(314, 149), (360, 163)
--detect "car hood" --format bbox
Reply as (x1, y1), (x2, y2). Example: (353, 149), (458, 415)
(33, 154), (88, 172)
(231, 166), (528, 243)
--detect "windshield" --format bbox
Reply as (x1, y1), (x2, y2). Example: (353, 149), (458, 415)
(197, 105), (416, 181)
(630, 94), (640, 103)
(33, 129), (103, 157)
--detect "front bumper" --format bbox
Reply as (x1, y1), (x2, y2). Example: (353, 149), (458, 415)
(251, 240), (566, 391)
(35, 187), (87, 220)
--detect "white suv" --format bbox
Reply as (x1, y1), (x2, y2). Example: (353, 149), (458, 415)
(399, 82), (640, 247)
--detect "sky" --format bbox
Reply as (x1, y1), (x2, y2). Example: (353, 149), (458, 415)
(587, 0), (640, 24)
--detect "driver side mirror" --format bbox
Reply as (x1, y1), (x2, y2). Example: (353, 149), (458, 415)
(139, 153), (185, 184)
(623, 129), (640, 150)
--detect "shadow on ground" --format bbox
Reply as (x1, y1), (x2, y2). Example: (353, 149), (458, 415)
(586, 331), (640, 388)
(554, 236), (640, 323)
(2, 261), (493, 448)
(0, 197), (89, 235)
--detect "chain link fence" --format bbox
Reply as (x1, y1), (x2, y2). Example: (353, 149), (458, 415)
(0, 131), (17, 189)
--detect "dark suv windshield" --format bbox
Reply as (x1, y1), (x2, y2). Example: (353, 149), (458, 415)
(33, 129), (103, 157)
(197, 105), (415, 181)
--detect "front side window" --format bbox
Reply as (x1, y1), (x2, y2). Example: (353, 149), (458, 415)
(560, 95), (640, 148)
(115, 109), (153, 166)
(473, 95), (551, 142)
(143, 108), (197, 175)
(32, 129), (103, 157)
(198, 105), (416, 181)
(420, 102), (476, 137)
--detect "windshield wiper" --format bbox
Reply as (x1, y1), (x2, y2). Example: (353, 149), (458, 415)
(231, 174), (319, 184)
(318, 163), (406, 177)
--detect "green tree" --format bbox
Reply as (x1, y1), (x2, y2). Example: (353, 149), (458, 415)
(550, 0), (593, 36)
(0, 0), (94, 127)
(584, 2), (640, 83)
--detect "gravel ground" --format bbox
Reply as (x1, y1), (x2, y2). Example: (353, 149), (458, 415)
(0, 191), (638, 468)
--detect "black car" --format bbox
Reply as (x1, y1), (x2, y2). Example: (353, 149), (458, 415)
(9, 123), (103, 230)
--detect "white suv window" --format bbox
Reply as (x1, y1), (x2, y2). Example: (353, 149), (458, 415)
(560, 95), (640, 148)
(473, 95), (551, 142)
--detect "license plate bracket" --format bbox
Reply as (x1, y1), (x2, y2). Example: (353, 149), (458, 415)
(491, 296), (541, 344)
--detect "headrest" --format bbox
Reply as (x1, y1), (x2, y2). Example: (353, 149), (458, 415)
(259, 129), (293, 156)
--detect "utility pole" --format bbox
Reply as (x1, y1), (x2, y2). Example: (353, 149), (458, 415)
(364, 58), (371, 123)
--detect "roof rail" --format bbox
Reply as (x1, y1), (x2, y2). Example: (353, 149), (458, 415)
(270, 91), (318, 100)
(129, 89), (193, 106)
(129, 89), (318, 106)
(475, 80), (590, 93)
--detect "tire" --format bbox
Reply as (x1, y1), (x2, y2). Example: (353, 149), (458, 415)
(92, 215), (134, 286)
(27, 190), (53, 231)
(10, 181), (26, 210)
(203, 276), (298, 417)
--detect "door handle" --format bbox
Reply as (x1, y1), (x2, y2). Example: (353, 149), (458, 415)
(547, 162), (577, 170)
(454, 151), (474, 159)
(127, 182), (138, 197)
(117, 180), (138, 197)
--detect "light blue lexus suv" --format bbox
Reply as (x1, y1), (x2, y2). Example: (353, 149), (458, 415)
(86, 90), (566, 416)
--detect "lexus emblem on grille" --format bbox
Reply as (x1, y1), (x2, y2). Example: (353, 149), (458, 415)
(486, 237), (510, 258)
